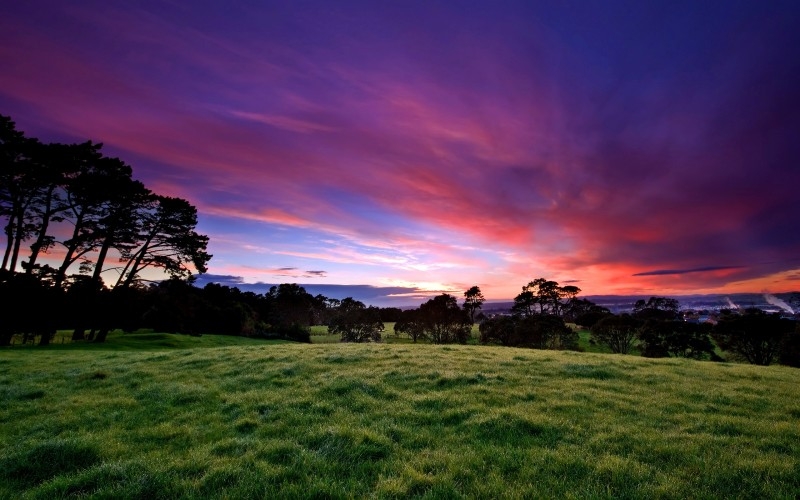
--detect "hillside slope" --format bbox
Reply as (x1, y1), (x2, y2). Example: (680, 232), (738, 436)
(1, 336), (798, 497)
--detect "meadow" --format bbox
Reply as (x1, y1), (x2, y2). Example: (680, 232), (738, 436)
(1, 331), (799, 498)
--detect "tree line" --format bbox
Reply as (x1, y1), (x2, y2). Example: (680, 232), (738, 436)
(1, 115), (211, 344)
(1, 115), (210, 288)
(473, 283), (799, 367)
(2, 114), (798, 366)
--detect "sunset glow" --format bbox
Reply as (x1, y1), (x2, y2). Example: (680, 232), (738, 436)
(2, 1), (798, 305)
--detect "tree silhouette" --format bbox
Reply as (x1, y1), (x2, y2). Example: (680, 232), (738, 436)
(329, 297), (383, 342)
(115, 195), (210, 288)
(394, 309), (427, 342)
(638, 320), (715, 359)
(591, 314), (640, 354)
(513, 278), (582, 317)
(463, 285), (485, 323)
(712, 308), (795, 365)
(418, 294), (471, 344)
(52, 143), (127, 288)
(0, 116), (42, 272)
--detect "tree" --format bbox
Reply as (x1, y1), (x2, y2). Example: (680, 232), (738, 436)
(378, 306), (403, 323)
(52, 144), (127, 287)
(394, 309), (426, 342)
(590, 314), (640, 354)
(22, 143), (77, 274)
(633, 297), (680, 321)
(511, 289), (536, 317)
(0, 271), (59, 346)
(712, 308), (795, 365)
(556, 284), (582, 316)
(479, 315), (516, 346)
(637, 320), (715, 359)
(418, 294), (471, 344)
(262, 284), (315, 340)
(329, 297), (383, 342)
(779, 323), (800, 367)
(480, 314), (578, 350)
(463, 285), (485, 323)
(512, 278), (580, 317)
(115, 195), (210, 288)
(563, 298), (610, 327)
(1, 117), (43, 272)
(89, 171), (149, 284)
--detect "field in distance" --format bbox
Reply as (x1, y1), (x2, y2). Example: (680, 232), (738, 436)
(1, 332), (798, 497)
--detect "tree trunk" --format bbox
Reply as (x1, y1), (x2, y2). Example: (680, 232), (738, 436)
(8, 207), (25, 272)
(38, 329), (53, 346)
(55, 211), (85, 288)
(71, 328), (85, 341)
(26, 186), (57, 273)
(93, 327), (110, 343)
(92, 237), (112, 282)
(118, 235), (153, 288)
(2, 218), (15, 270)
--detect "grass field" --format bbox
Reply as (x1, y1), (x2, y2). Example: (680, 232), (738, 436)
(2, 332), (799, 498)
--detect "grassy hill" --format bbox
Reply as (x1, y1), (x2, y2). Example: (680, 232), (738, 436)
(1, 333), (798, 498)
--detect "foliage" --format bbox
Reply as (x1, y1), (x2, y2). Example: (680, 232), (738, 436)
(590, 314), (640, 354)
(329, 298), (383, 342)
(393, 309), (427, 342)
(0, 115), (210, 292)
(564, 298), (611, 327)
(633, 297), (681, 321)
(637, 320), (716, 359)
(262, 284), (317, 339)
(712, 308), (796, 365)
(463, 285), (485, 323)
(480, 314), (578, 350)
(377, 307), (403, 323)
(512, 278), (582, 317)
(779, 323), (800, 367)
(417, 294), (472, 344)
(479, 315), (516, 346)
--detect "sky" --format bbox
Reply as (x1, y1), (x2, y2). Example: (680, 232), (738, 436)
(1, 1), (799, 306)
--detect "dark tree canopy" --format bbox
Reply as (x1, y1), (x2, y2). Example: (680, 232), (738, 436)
(0, 115), (210, 292)
(638, 320), (715, 360)
(463, 285), (485, 323)
(417, 294), (471, 344)
(512, 278), (583, 318)
(633, 297), (681, 321)
(712, 308), (796, 365)
(590, 314), (640, 354)
(0, 114), (211, 343)
(394, 309), (427, 343)
(480, 314), (578, 350)
(329, 297), (383, 342)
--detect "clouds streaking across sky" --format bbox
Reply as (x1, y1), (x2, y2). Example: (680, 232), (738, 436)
(2, 1), (799, 305)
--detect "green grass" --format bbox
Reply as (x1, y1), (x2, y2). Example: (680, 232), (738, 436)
(1, 333), (799, 498)
(7, 330), (283, 350)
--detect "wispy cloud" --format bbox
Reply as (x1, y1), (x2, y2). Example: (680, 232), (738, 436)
(633, 266), (746, 277)
(2, 1), (799, 300)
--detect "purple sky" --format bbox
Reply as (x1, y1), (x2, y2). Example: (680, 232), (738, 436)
(2, 1), (799, 305)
